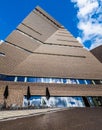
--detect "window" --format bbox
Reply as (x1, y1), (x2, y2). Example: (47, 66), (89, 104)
(41, 78), (51, 83)
(17, 76), (25, 82)
(70, 79), (77, 84)
(85, 80), (93, 84)
(66, 79), (72, 84)
(0, 74), (5, 80)
(27, 77), (36, 82)
(93, 80), (102, 84)
(63, 78), (67, 84)
(54, 78), (62, 83)
(0, 74), (101, 85)
(87, 97), (94, 106)
(78, 79), (86, 84)
(3, 76), (15, 81)
(36, 77), (42, 83)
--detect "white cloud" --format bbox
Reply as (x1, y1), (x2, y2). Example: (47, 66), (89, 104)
(90, 37), (102, 50)
(71, 0), (102, 50)
(0, 40), (4, 45)
(78, 1), (98, 17)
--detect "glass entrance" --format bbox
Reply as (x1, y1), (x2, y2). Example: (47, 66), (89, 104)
(23, 96), (85, 108)
(82, 96), (90, 107)
(91, 97), (102, 106)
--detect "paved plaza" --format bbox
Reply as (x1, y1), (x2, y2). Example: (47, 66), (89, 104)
(0, 107), (63, 121)
(0, 108), (102, 130)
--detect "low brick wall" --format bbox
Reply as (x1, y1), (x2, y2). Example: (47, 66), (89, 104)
(0, 81), (102, 106)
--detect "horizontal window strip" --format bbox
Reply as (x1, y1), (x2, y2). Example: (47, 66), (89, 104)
(21, 23), (42, 35)
(0, 74), (102, 85)
(0, 52), (5, 56)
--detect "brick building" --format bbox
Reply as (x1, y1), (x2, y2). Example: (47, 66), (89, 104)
(0, 6), (102, 108)
(91, 45), (102, 63)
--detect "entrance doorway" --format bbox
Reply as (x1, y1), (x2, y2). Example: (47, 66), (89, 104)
(92, 97), (102, 106)
(82, 97), (90, 107)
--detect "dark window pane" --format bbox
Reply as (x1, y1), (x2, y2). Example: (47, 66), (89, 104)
(17, 76), (25, 82)
(63, 78), (67, 83)
(85, 80), (93, 84)
(0, 74), (6, 80)
(0, 75), (15, 81)
(94, 80), (101, 84)
(27, 77), (36, 82)
(3, 75), (15, 81)
(87, 97), (95, 106)
(78, 79), (85, 84)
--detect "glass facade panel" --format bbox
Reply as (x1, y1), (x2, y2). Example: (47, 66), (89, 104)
(17, 76), (25, 82)
(49, 78), (63, 83)
(66, 79), (71, 84)
(85, 80), (93, 84)
(54, 78), (62, 83)
(23, 96), (41, 107)
(71, 79), (77, 84)
(63, 78), (67, 84)
(0, 74), (6, 80)
(36, 78), (42, 83)
(78, 79), (85, 84)
(27, 77), (36, 82)
(87, 97), (94, 107)
(23, 96), (85, 108)
(76, 97), (85, 107)
(0, 74), (101, 85)
(42, 78), (51, 83)
(94, 80), (102, 84)
(2, 75), (15, 81)
(91, 97), (102, 106)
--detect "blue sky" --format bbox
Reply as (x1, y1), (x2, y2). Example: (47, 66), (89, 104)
(0, 0), (102, 50)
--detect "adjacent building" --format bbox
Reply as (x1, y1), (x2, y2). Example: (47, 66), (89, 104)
(91, 45), (102, 63)
(0, 6), (102, 108)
